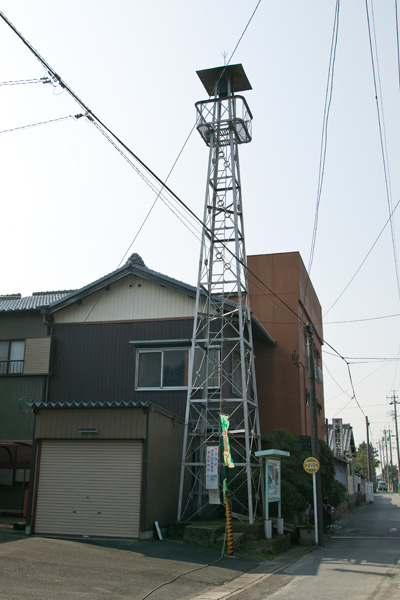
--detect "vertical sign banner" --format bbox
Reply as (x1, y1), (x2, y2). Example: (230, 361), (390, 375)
(206, 446), (219, 490)
(332, 418), (343, 457)
(365, 482), (374, 503)
(220, 414), (235, 468)
(267, 459), (281, 501)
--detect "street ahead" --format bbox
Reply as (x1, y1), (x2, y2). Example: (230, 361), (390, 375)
(0, 493), (399, 600)
(230, 491), (400, 600)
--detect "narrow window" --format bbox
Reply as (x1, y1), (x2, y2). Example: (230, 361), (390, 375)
(0, 341), (8, 375)
(0, 340), (25, 375)
(9, 341), (25, 374)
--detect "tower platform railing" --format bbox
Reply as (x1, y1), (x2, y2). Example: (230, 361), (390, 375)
(195, 95), (253, 146)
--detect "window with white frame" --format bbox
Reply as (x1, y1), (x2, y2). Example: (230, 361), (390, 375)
(0, 340), (25, 375)
(135, 346), (221, 390)
(136, 348), (188, 389)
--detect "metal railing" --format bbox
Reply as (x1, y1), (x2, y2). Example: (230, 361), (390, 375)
(0, 360), (24, 375)
(195, 95), (253, 146)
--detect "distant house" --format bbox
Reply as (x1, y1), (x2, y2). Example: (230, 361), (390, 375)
(0, 291), (73, 513)
(327, 418), (357, 497)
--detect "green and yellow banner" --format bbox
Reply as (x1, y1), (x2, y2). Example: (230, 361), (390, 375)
(220, 413), (235, 468)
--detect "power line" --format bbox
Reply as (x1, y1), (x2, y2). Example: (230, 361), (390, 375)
(324, 198), (400, 316)
(0, 10), (263, 283)
(90, 119), (203, 244)
(346, 358), (400, 364)
(226, 0), (262, 66)
(301, 0), (340, 326)
(240, 311), (400, 326)
(0, 4), (264, 387)
(325, 357), (391, 402)
(0, 9), (301, 331)
(0, 8), (376, 426)
(365, 0), (400, 299)
(323, 359), (353, 400)
(396, 0), (400, 93)
(0, 11), (201, 234)
(0, 76), (51, 86)
(114, 0), (264, 262)
(307, 0), (340, 277)
(116, 121), (199, 268)
(325, 312), (400, 324)
(0, 114), (84, 136)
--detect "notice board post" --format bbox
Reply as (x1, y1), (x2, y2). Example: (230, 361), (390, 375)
(255, 449), (290, 539)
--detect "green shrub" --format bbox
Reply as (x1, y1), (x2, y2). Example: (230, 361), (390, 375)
(262, 428), (340, 519)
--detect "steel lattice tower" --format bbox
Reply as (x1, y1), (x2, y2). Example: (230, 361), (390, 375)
(178, 64), (263, 524)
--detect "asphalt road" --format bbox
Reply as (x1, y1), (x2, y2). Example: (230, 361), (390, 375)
(0, 492), (399, 600)
(0, 516), (290, 600)
(230, 491), (400, 600)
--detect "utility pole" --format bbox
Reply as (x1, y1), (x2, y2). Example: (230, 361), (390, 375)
(383, 431), (390, 486)
(389, 392), (400, 491)
(366, 416), (372, 482)
(306, 323), (324, 546)
(389, 428), (394, 491)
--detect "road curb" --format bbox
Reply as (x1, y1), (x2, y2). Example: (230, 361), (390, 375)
(190, 546), (311, 600)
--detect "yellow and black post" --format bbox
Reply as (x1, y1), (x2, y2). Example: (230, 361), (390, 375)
(225, 490), (234, 555)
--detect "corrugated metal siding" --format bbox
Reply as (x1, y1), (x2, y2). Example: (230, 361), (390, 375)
(54, 276), (196, 323)
(35, 408), (147, 439)
(14, 469), (30, 482)
(35, 440), (142, 538)
(24, 337), (51, 375)
(135, 390), (187, 420)
(0, 377), (40, 439)
(0, 313), (48, 339)
(47, 319), (192, 418)
(145, 411), (184, 530)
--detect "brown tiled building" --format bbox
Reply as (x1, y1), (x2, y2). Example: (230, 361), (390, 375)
(248, 252), (325, 440)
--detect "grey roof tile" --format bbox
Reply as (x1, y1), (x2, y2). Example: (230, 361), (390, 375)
(0, 291), (75, 312)
(29, 400), (148, 409)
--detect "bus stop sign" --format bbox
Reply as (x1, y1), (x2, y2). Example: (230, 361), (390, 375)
(303, 457), (320, 474)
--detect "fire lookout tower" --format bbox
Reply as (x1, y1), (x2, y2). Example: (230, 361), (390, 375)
(178, 64), (264, 524)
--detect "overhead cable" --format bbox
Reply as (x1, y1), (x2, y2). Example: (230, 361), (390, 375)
(325, 312), (400, 324)
(0, 8), (370, 420)
(0, 114), (84, 136)
(324, 198), (400, 316)
(0, 76), (51, 86)
(117, 0), (263, 261)
(300, 0), (340, 326)
(396, 0), (400, 93)
(307, 0), (340, 277)
(365, 0), (400, 299)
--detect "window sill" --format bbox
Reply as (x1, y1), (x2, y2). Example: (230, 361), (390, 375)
(136, 386), (188, 392)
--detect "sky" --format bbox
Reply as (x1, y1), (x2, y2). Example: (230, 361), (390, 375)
(1, 1), (399, 460)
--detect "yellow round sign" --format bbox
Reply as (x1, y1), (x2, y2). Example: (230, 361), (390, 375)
(303, 457), (320, 474)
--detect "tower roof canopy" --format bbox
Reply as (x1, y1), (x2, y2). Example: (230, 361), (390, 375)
(196, 64), (252, 95)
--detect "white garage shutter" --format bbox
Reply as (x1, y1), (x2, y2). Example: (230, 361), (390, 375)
(35, 440), (142, 538)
